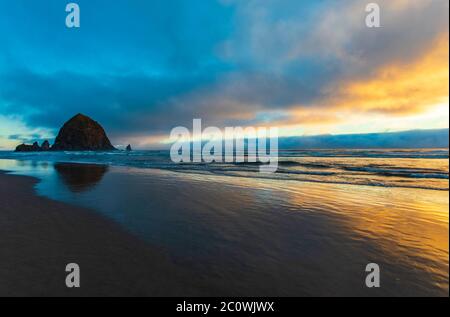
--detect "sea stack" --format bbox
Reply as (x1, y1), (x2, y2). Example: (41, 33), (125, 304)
(41, 140), (50, 151)
(15, 141), (41, 152)
(126, 144), (132, 151)
(15, 114), (116, 152)
(51, 114), (116, 151)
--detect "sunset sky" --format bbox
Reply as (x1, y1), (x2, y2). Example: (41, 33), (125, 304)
(0, 0), (448, 149)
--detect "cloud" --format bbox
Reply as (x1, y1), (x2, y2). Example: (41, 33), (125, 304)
(0, 69), (218, 135)
(8, 133), (41, 141)
(0, 0), (448, 148)
(317, 33), (449, 115)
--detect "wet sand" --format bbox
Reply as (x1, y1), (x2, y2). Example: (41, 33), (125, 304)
(1, 162), (448, 296)
(0, 171), (206, 296)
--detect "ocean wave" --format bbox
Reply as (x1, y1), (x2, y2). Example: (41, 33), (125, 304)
(277, 149), (449, 159)
(341, 166), (449, 179)
(0, 149), (448, 190)
(203, 169), (449, 191)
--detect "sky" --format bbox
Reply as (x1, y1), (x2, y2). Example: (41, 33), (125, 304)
(0, 0), (448, 149)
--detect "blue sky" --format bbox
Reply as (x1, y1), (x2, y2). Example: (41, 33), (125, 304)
(0, 0), (448, 149)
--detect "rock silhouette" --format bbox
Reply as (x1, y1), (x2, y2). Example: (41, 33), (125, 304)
(126, 144), (132, 151)
(15, 143), (37, 152)
(15, 141), (41, 152)
(51, 114), (116, 151)
(41, 140), (50, 151)
(31, 142), (40, 151)
(15, 114), (116, 152)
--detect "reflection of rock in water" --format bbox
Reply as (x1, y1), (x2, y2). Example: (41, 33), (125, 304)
(54, 163), (109, 192)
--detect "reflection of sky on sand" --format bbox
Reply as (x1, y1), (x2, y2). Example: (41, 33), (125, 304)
(0, 159), (448, 296)
(175, 169), (449, 293)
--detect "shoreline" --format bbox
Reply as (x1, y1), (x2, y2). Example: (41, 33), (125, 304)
(1, 164), (448, 193)
(0, 170), (208, 296)
(0, 150), (448, 192)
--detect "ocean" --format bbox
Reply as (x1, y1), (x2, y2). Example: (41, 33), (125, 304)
(0, 148), (448, 296)
(0, 148), (448, 190)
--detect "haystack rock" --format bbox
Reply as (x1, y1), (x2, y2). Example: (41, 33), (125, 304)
(126, 144), (132, 151)
(51, 114), (116, 151)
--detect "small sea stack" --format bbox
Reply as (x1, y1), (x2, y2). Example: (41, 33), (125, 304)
(41, 140), (50, 151)
(15, 142), (41, 152)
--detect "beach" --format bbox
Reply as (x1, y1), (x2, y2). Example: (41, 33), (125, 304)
(1, 0), (448, 300)
(0, 171), (209, 296)
(0, 151), (448, 296)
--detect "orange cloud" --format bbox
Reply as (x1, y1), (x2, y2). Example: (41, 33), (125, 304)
(326, 32), (449, 115)
(256, 33), (449, 136)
